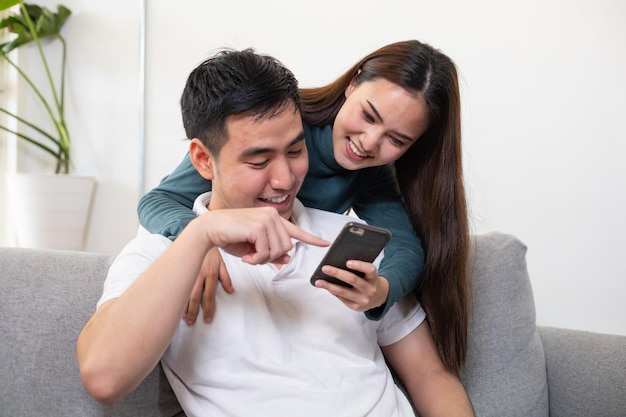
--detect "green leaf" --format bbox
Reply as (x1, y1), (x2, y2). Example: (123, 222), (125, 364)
(0, 14), (31, 53)
(0, 3), (71, 53)
(0, 0), (22, 12)
(29, 4), (71, 37)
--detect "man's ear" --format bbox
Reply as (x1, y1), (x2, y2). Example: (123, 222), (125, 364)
(189, 138), (215, 180)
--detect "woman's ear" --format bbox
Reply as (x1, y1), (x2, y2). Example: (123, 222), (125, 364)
(344, 82), (355, 98)
(345, 69), (361, 98)
(189, 138), (215, 180)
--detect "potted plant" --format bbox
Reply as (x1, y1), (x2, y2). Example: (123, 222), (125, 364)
(0, 0), (71, 172)
(0, 0), (95, 251)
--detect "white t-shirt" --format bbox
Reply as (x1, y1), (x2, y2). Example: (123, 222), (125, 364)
(99, 193), (426, 417)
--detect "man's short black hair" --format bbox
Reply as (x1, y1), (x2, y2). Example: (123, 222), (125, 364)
(180, 48), (300, 155)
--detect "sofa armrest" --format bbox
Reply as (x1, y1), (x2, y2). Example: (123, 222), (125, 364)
(0, 247), (184, 416)
(539, 326), (626, 417)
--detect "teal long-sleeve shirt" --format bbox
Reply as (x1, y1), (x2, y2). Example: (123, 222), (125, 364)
(137, 123), (424, 319)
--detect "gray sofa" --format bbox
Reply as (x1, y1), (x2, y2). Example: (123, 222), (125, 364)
(1, 232), (625, 416)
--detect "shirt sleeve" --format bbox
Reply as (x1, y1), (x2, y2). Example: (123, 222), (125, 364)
(97, 229), (171, 308)
(137, 153), (212, 239)
(377, 295), (426, 347)
(352, 164), (425, 320)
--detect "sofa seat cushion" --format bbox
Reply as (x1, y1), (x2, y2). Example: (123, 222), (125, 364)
(540, 326), (626, 417)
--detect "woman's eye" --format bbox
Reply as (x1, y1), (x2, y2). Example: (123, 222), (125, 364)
(362, 110), (375, 123)
(288, 148), (303, 157)
(389, 136), (406, 147)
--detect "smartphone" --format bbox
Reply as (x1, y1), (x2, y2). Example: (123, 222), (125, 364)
(310, 222), (392, 288)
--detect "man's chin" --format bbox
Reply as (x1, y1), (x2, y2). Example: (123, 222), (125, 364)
(277, 205), (293, 220)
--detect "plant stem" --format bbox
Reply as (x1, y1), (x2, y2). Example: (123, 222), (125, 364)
(21, 3), (62, 112)
(59, 34), (66, 111)
(3, 54), (58, 131)
(2, 52), (69, 172)
(0, 124), (60, 158)
(0, 106), (58, 143)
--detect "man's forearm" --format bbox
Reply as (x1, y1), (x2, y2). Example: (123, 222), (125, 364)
(76, 218), (212, 404)
(405, 367), (474, 417)
(382, 323), (475, 417)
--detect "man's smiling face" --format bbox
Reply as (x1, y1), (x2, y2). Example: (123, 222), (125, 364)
(207, 103), (307, 220)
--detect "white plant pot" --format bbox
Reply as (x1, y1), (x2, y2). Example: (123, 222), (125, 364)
(7, 173), (96, 251)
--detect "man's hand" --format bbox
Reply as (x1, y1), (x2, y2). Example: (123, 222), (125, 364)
(313, 260), (389, 312)
(182, 207), (329, 325)
(204, 207), (329, 265)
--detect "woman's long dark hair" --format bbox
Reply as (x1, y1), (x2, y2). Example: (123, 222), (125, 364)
(299, 40), (469, 375)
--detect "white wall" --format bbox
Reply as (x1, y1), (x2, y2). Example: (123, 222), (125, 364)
(9, 0), (626, 335)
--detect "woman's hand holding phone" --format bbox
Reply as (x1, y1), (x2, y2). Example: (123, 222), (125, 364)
(313, 261), (390, 312)
(310, 222), (392, 312)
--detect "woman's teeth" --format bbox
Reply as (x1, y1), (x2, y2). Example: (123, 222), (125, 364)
(349, 140), (367, 157)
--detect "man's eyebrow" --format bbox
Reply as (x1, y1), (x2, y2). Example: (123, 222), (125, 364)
(366, 100), (415, 143)
(240, 131), (306, 157)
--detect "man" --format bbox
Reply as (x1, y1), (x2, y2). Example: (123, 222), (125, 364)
(77, 49), (474, 416)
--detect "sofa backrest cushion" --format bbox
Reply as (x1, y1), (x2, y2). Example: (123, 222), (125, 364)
(0, 247), (184, 417)
(461, 232), (549, 417)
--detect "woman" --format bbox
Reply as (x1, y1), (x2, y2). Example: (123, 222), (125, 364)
(138, 39), (469, 374)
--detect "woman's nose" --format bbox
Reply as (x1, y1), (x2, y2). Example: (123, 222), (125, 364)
(359, 129), (382, 153)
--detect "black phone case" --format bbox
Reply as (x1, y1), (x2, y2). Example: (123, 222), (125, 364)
(310, 222), (391, 288)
